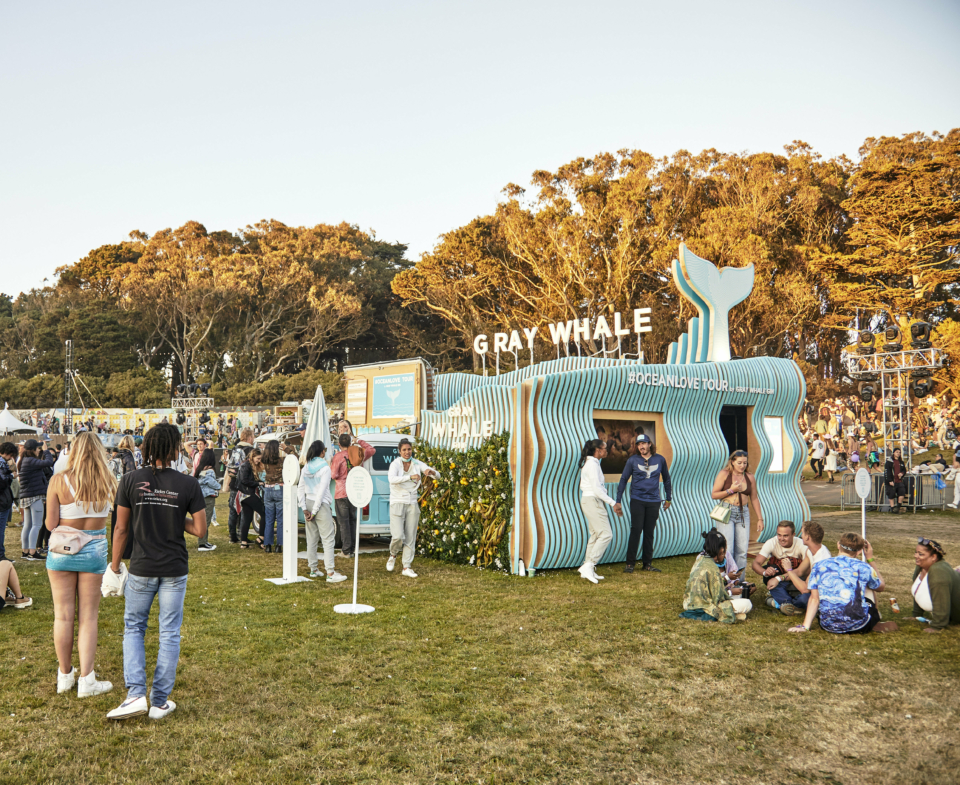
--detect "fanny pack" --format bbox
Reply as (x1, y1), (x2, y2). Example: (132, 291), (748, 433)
(49, 526), (106, 555)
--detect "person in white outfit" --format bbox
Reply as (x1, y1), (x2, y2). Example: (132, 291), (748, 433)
(298, 441), (346, 583)
(947, 453), (960, 510)
(386, 438), (440, 578)
(577, 438), (623, 584)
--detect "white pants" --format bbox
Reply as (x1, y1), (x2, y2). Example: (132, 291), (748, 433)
(730, 598), (753, 615)
(389, 502), (420, 569)
(952, 474), (960, 506)
(304, 501), (336, 573)
(579, 496), (613, 567)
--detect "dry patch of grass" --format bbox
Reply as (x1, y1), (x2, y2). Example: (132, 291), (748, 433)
(2, 502), (959, 784)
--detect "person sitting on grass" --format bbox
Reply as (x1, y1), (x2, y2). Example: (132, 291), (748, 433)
(681, 528), (752, 623)
(765, 520), (832, 610)
(751, 521), (810, 616)
(911, 538), (960, 633)
(788, 533), (897, 635)
(0, 559), (32, 609)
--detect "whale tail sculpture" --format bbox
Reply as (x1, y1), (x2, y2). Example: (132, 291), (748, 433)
(386, 388), (401, 404)
(669, 244), (755, 363)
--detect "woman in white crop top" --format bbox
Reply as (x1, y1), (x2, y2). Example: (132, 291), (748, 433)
(44, 432), (118, 698)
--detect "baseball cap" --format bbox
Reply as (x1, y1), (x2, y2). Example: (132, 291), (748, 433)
(635, 434), (651, 443)
(23, 439), (43, 450)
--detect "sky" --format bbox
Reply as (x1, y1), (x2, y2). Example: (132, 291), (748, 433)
(1, 0), (958, 297)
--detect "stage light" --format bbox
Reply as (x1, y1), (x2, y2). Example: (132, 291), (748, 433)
(176, 412), (186, 425)
(858, 382), (875, 402)
(883, 326), (902, 353)
(856, 330), (875, 356)
(199, 383), (212, 395)
(188, 383), (199, 396)
(912, 379), (934, 398)
(176, 384), (187, 395)
(910, 321), (932, 350)
(911, 367), (933, 379)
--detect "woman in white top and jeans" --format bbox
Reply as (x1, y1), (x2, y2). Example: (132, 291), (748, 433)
(45, 432), (117, 698)
(577, 439), (623, 584)
(386, 438), (440, 578)
(298, 440), (347, 584)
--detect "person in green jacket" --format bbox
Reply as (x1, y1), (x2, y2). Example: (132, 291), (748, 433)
(911, 538), (960, 633)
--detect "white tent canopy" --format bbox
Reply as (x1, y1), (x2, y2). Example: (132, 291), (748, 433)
(0, 403), (41, 434)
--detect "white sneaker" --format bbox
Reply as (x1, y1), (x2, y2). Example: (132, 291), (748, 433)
(948, 503), (958, 510)
(107, 695), (148, 719)
(149, 700), (176, 720)
(578, 564), (599, 584)
(326, 571), (348, 583)
(57, 667), (76, 694)
(198, 543), (217, 552)
(401, 567), (418, 578)
(309, 568), (324, 578)
(78, 671), (114, 698)
(386, 555), (396, 572)
(594, 571), (605, 580)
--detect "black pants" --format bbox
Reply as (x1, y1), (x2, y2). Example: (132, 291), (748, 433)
(841, 599), (881, 635)
(227, 490), (239, 541)
(627, 500), (661, 567)
(810, 458), (823, 477)
(36, 502), (51, 550)
(336, 498), (358, 555)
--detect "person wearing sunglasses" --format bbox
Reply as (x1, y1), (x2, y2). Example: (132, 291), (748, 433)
(912, 538), (960, 633)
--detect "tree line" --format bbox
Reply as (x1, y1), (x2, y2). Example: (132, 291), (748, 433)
(1, 130), (957, 410)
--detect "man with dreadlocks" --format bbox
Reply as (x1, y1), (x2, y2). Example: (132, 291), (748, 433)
(106, 424), (207, 721)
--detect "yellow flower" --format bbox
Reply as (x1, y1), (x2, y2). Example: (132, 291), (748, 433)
(449, 463), (456, 469)
(433, 530), (439, 535)
(460, 478), (468, 485)
(459, 515), (465, 522)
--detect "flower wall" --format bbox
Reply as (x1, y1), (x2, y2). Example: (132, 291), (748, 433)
(416, 432), (514, 572)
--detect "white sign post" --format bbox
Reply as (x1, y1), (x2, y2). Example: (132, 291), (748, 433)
(334, 466), (375, 615)
(265, 454), (311, 586)
(854, 468), (872, 560)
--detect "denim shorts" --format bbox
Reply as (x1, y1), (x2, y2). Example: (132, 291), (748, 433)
(45, 528), (108, 574)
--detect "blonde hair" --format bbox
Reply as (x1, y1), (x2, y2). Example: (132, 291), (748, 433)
(240, 427), (254, 443)
(119, 435), (136, 452)
(725, 450), (750, 474)
(64, 432), (118, 508)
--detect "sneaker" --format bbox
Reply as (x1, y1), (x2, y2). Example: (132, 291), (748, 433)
(642, 565), (661, 573)
(593, 570), (605, 580)
(78, 671), (114, 698)
(107, 696), (148, 720)
(24, 553), (43, 561)
(765, 597), (781, 611)
(780, 603), (800, 616)
(148, 700), (176, 720)
(309, 569), (324, 578)
(11, 595), (32, 609)
(401, 568), (418, 578)
(623, 565), (635, 574)
(326, 572), (348, 584)
(57, 667), (76, 694)
(198, 543), (217, 552)
(578, 564), (598, 584)
(948, 503), (958, 510)
(386, 555), (396, 572)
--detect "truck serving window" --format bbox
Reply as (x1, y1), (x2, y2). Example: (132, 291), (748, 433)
(370, 445), (400, 473)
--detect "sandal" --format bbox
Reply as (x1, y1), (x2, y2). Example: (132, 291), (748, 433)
(240, 542), (250, 549)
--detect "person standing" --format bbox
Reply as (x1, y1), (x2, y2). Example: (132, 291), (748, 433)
(884, 447), (908, 513)
(0, 443), (17, 562)
(577, 438), (622, 584)
(18, 439), (57, 561)
(236, 449), (264, 549)
(191, 437), (218, 552)
(225, 428), (255, 543)
(809, 436), (825, 479)
(298, 441), (346, 583)
(329, 433), (375, 558)
(615, 434), (672, 573)
(259, 441), (289, 553)
(386, 438), (440, 579)
(44, 432), (116, 698)
(710, 450), (765, 571)
(106, 423), (207, 721)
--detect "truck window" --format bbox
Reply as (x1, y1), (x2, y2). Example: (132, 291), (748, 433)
(370, 445), (400, 473)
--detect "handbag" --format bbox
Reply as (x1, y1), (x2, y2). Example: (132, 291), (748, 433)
(49, 525), (106, 555)
(709, 502), (731, 525)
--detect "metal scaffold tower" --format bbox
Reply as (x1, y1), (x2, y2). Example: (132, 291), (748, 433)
(64, 340), (74, 436)
(845, 324), (944, 470)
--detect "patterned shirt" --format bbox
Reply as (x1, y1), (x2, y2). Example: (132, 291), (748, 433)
(808, 556), (881, 633)
(682, 555), (736, 624)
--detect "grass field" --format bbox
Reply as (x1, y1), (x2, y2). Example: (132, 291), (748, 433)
(2, 499), (959, 785)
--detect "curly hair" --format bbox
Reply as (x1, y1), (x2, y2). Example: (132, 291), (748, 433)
(141, 424), (182, 474)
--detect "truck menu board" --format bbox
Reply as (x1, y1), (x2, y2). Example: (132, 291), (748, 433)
(345, 379), (367, 421)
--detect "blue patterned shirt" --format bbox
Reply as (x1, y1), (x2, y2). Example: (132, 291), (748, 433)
(808, 556), (881, 633)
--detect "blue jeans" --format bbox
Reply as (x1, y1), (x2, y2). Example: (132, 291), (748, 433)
(21, 498), (44, 551)
(769, 580), (810, 608)
(123, 574), (188, 706)
(0, 506), (10, 560)
(263, 486), (283, 547)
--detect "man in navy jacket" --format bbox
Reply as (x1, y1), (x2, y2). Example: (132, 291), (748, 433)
(615, 435), (672, 573)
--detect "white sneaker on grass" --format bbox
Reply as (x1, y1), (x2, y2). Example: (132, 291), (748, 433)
(386, 555), (396, 572)
(198, 543), (217, 552)
(78, 671), (113, 698)
(578, 564), (599, 584)
(107, 696), (147, 720)
(948, 503), (958, 510)
(309, 568), (324, 578)
(149, 700), (176, 720)
(57, 667), (76, 694)
(401, 567), (418, 578)
(326, 571), (348, 584)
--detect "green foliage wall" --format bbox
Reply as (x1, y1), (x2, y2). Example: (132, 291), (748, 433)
(415, 432), (513, 572)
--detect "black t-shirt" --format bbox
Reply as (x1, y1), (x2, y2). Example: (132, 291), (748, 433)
(116, 467), (206, 578)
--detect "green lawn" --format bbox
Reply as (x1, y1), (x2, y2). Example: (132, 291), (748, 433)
(2, 500), (958, 785)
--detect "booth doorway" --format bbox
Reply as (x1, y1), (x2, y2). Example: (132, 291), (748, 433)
(719, 406), (748, 455)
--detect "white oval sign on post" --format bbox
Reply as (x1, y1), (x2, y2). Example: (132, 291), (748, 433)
(346, 466), (373, 508)
(282, 453), (300, 486)
(855, 468), (872, 500)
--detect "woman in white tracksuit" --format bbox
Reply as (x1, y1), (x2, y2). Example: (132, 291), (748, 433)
(578, 438), (623, 584)
(298, 441), (346, 584)
(386, 438), (440, 579)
